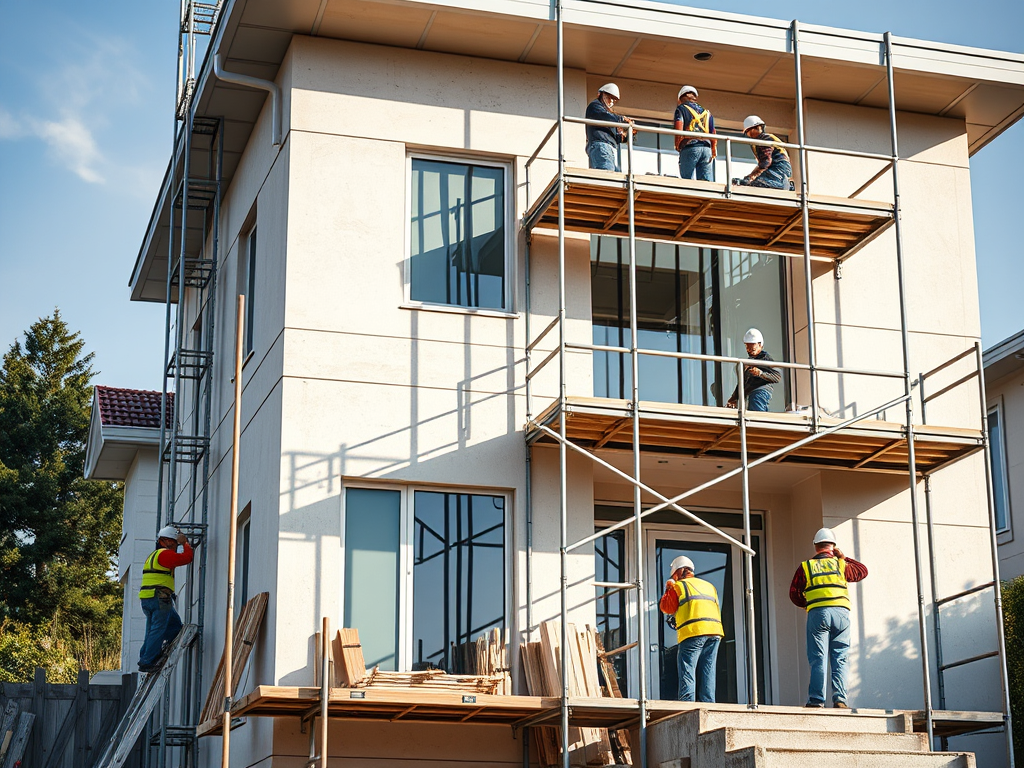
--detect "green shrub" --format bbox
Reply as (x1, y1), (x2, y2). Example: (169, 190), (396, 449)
(1004, 575), (1024, 762)
(0, 619), (78, 683)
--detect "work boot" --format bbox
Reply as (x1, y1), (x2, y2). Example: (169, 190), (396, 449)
(833, 700), (850, 709)
(804, 702), (824, 708)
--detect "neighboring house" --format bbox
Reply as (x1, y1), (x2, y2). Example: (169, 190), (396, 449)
(108, 0), (1024, 766)
(84, 387), (171, 672)
(985, 330), (1024, 581)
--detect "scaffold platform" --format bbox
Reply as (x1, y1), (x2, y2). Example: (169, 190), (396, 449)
(523, 168), (894, 260)
(525, 397), (983, 474)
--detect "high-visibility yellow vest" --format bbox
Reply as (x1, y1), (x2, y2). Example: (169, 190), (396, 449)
(139, 548), (175, 599)
(680, 103), (711, 135)
(801, 556), (849, 611)
(673, 577), (725, 642)
(761, 132), (791, 164)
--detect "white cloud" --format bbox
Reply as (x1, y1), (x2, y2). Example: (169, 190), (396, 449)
(33, 115), (104, 184)
(0, 107), (26, 139)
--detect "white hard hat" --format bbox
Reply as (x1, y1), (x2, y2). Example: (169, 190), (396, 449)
(813, 527), (837, 545)
(743, 115), (765, 131)
(670, 555), (695, 574)
(598, 83), (620, 99)
(157, 525), (179, 541)
(678, 85), (698, 99)
(743, 328), (764, 344)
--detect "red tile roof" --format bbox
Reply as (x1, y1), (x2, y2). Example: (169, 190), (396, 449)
(95, 386), (174, 429)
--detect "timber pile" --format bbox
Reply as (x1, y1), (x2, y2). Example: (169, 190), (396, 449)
(520, 621), (631, 766)
(454, 627), (512, 695)
(199, 592), (270, 724)
(330, 628), (507, 695)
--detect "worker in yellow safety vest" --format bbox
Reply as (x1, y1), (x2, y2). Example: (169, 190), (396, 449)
(659, 555), (725, 702)
(789, 527), (868, 708)
(138, 525), (194, 672)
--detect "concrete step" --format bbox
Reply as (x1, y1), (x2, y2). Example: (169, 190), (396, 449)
(647, 707), (913, 767)
(695, 726), (929, 766)
(724, 746), (975, 768)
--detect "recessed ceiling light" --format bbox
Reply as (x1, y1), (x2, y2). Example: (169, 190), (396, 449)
(694, 52), (714, 62)
(658, 459), (669, 464)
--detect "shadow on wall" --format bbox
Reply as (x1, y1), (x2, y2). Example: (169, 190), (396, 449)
(854, 586), (1001, 713)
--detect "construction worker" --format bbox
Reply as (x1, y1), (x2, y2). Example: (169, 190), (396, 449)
(138, 525), (194, 672)
(674, 85), (716, 181)
(789, 528), (868, 708)
(727, 328), (781, 412)
(585, 83), (634, 171)
(738, 116), (792, 189)
(659, 555), (724, 702)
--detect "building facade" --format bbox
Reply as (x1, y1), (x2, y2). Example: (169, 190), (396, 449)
(986, 330), (1024, 581)
(115, 0), (1024, 766)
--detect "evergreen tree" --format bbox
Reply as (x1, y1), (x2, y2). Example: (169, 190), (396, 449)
(0, 310), (123, 660)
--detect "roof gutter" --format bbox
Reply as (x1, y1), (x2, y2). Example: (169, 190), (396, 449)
(213, 47), (282, 146)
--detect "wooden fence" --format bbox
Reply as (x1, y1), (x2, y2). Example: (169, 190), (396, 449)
(0, 669), (143, 768)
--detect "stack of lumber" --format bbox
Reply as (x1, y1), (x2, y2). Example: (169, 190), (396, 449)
(455, 627), (512, 695)
(329, 628), (507, 694)
(199, 592), (269, 724)
(520, 621), (631, 767)
(0, 701), (33, 768)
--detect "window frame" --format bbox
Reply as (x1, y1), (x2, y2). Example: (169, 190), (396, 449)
(988, 401), (1012, 537)
(404, 152), (516, 315)
(242, 224), (258, 356)
(340, 482), (512, 672)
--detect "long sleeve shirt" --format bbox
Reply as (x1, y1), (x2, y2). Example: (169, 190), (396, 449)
(585, 98), (627, 146)
(673, 102), (717, 155)
(789, 553), (868, 608)
(729, 349), (782, 402)
(747, 132), (791, 183)
(156, 541), (194, 570)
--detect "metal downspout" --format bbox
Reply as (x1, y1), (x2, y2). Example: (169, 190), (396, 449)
(213, 50), (282, 146)
(975, 341), (1016, 768)
(791, 21), (819, 431)
(884, 31), (934, 747)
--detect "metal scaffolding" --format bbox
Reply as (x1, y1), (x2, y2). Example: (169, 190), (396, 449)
(151, 0), (223, 765)
(523, 4), (1015, 767)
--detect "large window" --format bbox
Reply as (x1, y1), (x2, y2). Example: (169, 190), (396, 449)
(409, 157), (510, 311)
(989, 405), (1011, 534)
(595, 528), (628, 691)
(241, 225), (257, 355)
(343, 486), (507, 673)
(591, 236), (788, 410)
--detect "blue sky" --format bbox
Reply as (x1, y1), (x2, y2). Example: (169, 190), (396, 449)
(0, 0), (1021, 390)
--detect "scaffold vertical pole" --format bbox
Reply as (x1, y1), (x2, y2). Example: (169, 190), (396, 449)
(524, 233), (534, 647)
(884, 30), (934, 747)
(625, 125), (649, 766)
(737, 365), (758, 708)
(975, 341), (1016, 768)
(791, 20), (819, 431)
(554, 2), (570, 766)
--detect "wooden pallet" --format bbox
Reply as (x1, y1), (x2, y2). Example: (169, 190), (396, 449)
(198, 591), (269, 724)
(523, 168), (893, 261)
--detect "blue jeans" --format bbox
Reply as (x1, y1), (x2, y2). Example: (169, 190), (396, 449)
(677, 635), (721, 702)
(678, 143), (713, 181)
(747, 386), (772, 412)
(806, 606), (850, 705)
(587, 141), (620, 171)
(750, 161), (792, 189)
(139, 594), (183, 669)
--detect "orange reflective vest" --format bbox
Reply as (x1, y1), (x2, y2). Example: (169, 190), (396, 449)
(801, 556), (849, 611)
(672, 577), (725, 642)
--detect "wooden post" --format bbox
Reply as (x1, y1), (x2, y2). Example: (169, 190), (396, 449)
(74, 669), (89, 768)
(221, 295), (245, 768)
(31, 667), (45, 766)
(320, 617), (329, 767)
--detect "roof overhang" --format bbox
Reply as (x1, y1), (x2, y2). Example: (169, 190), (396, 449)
(128, 0), (1024, 302)
(984, 330), (1024, 386)
(84, 392), (161, 481)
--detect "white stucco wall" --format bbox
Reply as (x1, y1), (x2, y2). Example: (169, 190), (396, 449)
(991, 365), (1024, 580)
(118, 448), (160, 672)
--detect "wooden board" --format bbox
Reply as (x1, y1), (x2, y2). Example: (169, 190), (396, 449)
(523, 168), (893, 260)
(528, 396), (982, 474)
(199, 592), (269, 724)
(333, 628), (367, 687)
(0, 713), (33, 768)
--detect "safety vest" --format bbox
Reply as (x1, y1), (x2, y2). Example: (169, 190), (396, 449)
(760, 132), (791, 165)
(801, 556), (849, 612)
(139, 548), (175, 599)
(672, 577), (725, 642)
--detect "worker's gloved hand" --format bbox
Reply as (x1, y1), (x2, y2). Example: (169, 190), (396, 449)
(176, 532), (188, 545)
(737, 176), (752, 186)
(833, 547), (845, 560)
